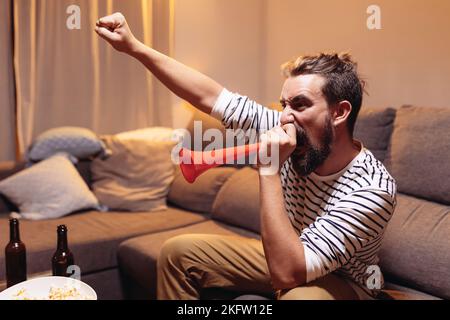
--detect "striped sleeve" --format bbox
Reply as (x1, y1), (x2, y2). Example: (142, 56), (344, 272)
(299, 188), (396, 283)
(211, 88), (281, 132)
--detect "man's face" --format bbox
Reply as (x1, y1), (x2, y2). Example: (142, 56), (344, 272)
(279, 74), (334, 176)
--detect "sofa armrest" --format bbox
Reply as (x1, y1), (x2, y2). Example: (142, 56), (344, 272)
(0, 161), (25, 214)
(0, 194), (17, 214)
(0, 161), (26, 180)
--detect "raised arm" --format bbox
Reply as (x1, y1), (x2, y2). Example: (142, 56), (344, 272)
(95, 12), (223, 114)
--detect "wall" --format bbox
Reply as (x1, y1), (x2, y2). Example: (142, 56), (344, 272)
(171, 0), (265, 129)
(263, 0), (450, 108)
(171, 0), (450, 130)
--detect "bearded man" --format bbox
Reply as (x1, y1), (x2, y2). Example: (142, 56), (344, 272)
(96, 13), (396, 300)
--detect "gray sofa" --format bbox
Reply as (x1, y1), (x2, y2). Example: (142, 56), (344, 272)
(0, 105), (449, 300)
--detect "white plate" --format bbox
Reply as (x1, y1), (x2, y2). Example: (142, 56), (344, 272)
(0, 276), (97, 300)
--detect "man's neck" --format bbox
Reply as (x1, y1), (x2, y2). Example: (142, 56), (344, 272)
(314, 135), (361, 177)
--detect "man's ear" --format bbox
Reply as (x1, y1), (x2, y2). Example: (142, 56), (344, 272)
(332, 101), (352, 127)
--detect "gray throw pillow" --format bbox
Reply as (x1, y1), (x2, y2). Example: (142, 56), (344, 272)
(27, 127), (109, 162)
(168, 166), (237, 214)
(384, 105), (450, 204)
(353, 107), (396, 163)
(0, 153), (101, 220)
(211, 167), (261, 233)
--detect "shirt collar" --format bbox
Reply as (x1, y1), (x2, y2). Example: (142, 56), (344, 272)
(308, 140), (365, 182)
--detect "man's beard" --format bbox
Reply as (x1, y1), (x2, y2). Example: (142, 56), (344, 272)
(291, 117), (334, 177)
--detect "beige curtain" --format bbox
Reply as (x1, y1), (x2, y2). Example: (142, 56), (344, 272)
(0, 0), (16, 161)
(13, 0), (173, 158)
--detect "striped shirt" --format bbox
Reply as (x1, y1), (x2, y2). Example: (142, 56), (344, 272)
(211, 89), (397, 298)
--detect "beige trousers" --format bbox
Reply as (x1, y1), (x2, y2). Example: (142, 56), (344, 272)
(156, 234), (359, 300)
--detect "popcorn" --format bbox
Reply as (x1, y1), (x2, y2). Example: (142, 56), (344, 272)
(13, 284), (95, 300)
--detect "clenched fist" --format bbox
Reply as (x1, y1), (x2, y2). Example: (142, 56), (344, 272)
(95, 12), (138, 54)
(258, 123), (297, 175)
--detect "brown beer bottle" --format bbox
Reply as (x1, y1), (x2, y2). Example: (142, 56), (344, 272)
(5, 218), (27, 287)
(52, 225), (75, 277)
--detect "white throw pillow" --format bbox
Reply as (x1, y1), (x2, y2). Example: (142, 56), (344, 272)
(0, 153), (101, 220)
(115, 127), (176, 143)
(91, 136), (175, 212)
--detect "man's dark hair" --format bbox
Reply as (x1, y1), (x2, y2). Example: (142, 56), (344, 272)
(281, 52), (365, 135)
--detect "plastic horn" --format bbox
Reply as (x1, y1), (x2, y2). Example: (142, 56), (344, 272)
(179, 143), (260, 183)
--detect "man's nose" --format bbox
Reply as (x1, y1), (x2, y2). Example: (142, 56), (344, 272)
(280, 109), (295, 126)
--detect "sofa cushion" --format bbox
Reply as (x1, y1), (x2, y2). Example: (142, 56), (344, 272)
(0, 206), (207, 282)
(167, 166), (237, 214)
(353, 107), (396, 163)
(0, 153), (101, 220)
(378, 193), (450, 299)
(381, 282), (442, 300)
(118, 220), (259, 299)
(384, 105), (450, 204)
(211, 167), (261, 233)
(91, 136), (175, 212)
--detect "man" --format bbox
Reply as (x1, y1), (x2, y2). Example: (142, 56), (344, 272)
(95, 12), (396, 300)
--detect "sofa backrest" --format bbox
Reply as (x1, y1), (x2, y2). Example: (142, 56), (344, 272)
(76, 160), (93, 189)
(378, 105), (450, 299)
